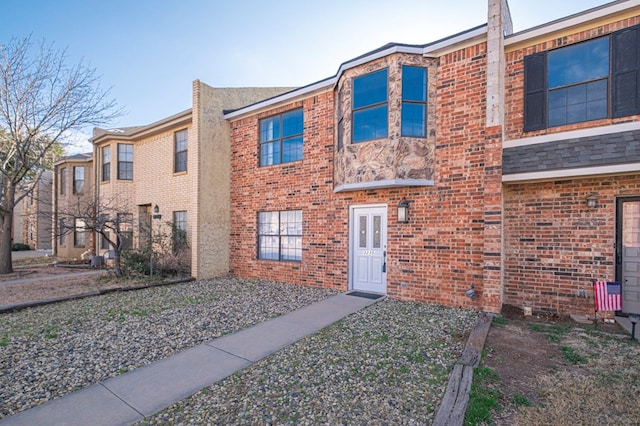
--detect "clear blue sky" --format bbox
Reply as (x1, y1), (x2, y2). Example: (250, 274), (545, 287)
(1, 0), (609, 151)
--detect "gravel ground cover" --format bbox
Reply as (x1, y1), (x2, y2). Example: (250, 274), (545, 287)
(0, 278), (338, 418)
(142, 300), (478, 425)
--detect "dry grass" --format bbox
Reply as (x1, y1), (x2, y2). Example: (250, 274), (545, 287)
(515, 328), (640, 425)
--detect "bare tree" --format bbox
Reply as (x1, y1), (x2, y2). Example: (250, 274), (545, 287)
(0, 36), (120, 273)
(57, 193), (131, 277)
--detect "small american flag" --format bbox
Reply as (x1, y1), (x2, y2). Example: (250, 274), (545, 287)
(593, 281), (622, 312)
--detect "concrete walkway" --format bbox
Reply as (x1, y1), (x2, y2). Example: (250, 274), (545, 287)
(0, 292), (381, 426)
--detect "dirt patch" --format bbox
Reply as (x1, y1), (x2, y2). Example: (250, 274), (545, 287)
(0, 264), (154, 307)
(481, 305), (637, 425)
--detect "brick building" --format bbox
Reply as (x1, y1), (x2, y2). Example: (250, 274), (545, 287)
(13, 171), (52, 250)
(223, 0), (640, 316)
(53, 154), (94, 258)
(90, 82), (291, 277)
(65, 0), (640, 316)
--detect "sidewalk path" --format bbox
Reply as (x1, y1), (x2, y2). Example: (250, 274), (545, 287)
(0, 292), (381, 426)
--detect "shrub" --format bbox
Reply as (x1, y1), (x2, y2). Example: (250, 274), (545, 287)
(122, 249), (150, 275)
(11, 243), (31, 251)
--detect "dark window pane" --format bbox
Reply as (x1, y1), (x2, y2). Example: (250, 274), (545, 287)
(567, 102), (587, 123)
(102, 146), (110, 181)
(566, 84), (587, 106)
(175, 151), (187, 173)
(354, 69), (388, 109)
(587, 99), (608, 120)
(282, 109), (303, 137)
(402, 66), (427, 101)
(283, 136), (303, 163)
(549, 89), (567, 110)
(549, 79), (608, 127)
(548, 37), (609, 88)
(401, 103), (426, 137)
(353, 105), (388, 142)
(587, 79), (608, 101)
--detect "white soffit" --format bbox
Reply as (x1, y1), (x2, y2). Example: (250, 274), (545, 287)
(503, 163), (640, 183)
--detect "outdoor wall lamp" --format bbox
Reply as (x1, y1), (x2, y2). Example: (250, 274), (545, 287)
(586, 193), (598, 209)
(153, 204), (159, 213)
(465, 284), (476, 300)
(397, 198), (410, 223)
(630, 314), (639, 340)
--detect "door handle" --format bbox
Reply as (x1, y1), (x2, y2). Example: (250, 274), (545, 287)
(382, 251), (386, 273)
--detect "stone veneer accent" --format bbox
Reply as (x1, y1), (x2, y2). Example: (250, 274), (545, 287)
(334, 54), (437, 189)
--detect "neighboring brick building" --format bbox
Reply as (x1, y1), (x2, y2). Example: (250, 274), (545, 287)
(53, 153), (94, 258)
(502, 0), (640, 315)
(13, 171), (53, 250)
(224, 0), (640, 316)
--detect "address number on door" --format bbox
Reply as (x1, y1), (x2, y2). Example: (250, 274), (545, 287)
(362, 250), (375, 256)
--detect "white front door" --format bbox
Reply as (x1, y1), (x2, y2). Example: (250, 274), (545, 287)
(620, 199), (640, 314)
(350, 206), (387, 294)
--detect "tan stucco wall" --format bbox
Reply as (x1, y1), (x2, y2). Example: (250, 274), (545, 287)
(192, 82), (293, 279)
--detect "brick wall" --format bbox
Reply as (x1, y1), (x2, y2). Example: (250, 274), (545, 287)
(504, 15), (640, 140)
(229, 41), (502, 313)
(504, 175), (640, 314)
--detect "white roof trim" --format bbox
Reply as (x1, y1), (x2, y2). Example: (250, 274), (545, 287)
(504, 121), (640, 148)
(334, 45), (425, 78)
(503, 162), (640, 183)
(224, 79), (333, 119)
(224, 45), (426, 120)
(334, 179), (434, 193)
(506, 0), (640, 47)
(225, 25), (488, 120)
(423, 26), (488, 54)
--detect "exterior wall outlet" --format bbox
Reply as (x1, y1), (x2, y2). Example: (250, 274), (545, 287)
(400, 282), (408, 288)
(523, 306), (532, 316)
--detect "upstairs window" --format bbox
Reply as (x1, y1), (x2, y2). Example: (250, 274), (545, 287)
(102, 146), (110, 182)
(73, 166), (85, 195)
(401, 66), (427, 137)
(260, 109), (303, 167)
(118, 143), (133, 180)
(524, 24), (640, 131)
(353, 69), (388, 142)
(548, 37), (609, 127)
(174, 129), (188, 173)
(60, 168), (67, 195)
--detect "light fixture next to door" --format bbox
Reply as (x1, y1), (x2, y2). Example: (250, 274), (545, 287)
(586, 193), (598, 209)
(397, 198), (410, 223)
